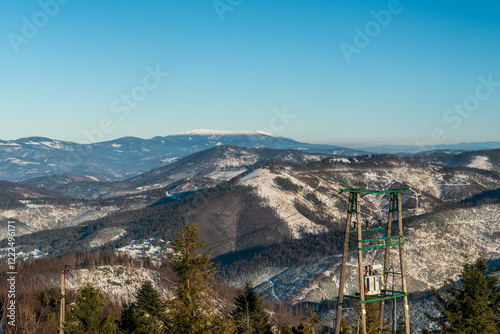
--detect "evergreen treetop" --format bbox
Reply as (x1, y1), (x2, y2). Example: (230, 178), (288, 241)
(425, 254), (500, 333)
(232, 279), (273, 334)
(65, 283), (115, 334)
(166, 223), (233, 334)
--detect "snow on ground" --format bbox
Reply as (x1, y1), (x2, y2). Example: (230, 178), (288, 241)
(160, 157), (178, 163)
(66, 265), (169, 305)
(206, 168), (247, 180)
(467, 155), (492, 170)
(239, 168), (328, 238)
(7, 157), (39, 166)
(177, 129), (273, 136)
(245, 204), (500, 305)
(16, 248), (48, 259)
(0, 204), (120, 232)
(117, 238), (173, 265)
(0, 248), (48, 260)
(40, 141), (64, 149)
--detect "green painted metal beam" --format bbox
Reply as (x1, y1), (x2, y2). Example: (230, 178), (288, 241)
(359, 293), (408, 303)
(359, 242), (405, 250)
(344, 294), (360, 299)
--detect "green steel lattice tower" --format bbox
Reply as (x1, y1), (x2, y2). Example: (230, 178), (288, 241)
(334, 189), (411, 334)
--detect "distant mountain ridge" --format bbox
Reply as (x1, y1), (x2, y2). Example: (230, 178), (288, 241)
(24, 145), (336, 199)
(408, 148), (500, 172)
(359, 141), (500, 154)
(2, 130), (499, 182)
(0, 130), (365, 182)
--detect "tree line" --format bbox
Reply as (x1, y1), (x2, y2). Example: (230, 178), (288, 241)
(0, 224), (326, 333)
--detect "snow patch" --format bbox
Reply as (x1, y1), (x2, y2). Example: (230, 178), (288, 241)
(160, 157), (178, 164)
(40, 141), (64, 149)
(177, 129), (274, 136)
(239, 168), (328, 238)
(467, 155), (492, 170)
(7, 157), (39, 166)
(117, 238), (172, 265)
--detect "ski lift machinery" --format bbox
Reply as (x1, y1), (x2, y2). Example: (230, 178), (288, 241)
(333, 189), (411, 334)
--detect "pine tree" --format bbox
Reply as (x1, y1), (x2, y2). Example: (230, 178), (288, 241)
(295, 306), (321, 334)
(65, 283), (115, 334)
(232, 279), (272, 334)
(425, 255), (500, 333)
(136, 280), (164, 316)
(120, 280), (166, 333)
(166, 223), (233, 334)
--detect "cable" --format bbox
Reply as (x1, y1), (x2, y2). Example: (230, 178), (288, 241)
(6, 209), (317, 276)
(205, 185), (354, 251)
(202, 210), (306, 250)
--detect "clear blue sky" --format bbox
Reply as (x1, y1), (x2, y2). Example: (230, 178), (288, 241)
(1, 0), (499, 147)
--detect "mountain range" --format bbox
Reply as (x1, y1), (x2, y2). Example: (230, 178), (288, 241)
(0, 130), (364, 182)
(2, 130), (499, 183)
(1, 130), (499, 331)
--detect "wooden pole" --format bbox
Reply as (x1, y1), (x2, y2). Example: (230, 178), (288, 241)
(356, 192), (367, 334)
(379, 193), (394, 330)
(335, 192), (354, 334)
(60, 266), (69, 334)
(397, 193), (411, 334)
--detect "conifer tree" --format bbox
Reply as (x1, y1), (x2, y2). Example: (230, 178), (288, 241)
(65, 283), (115, 334)
(425, 255), (500, 333)
(120, 280), (165, 334)
(136, 280), (165, 318)
(232, 279), (272, 334)
(295, 306), (321, 334)
(166, 223), (233, 334)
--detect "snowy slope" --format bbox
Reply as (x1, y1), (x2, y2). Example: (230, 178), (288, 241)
(0, 132), (364, 182)
(230, 204), (500, 305)
(239, 168), (330, 238)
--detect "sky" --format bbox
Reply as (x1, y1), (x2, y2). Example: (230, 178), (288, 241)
(1, 0), (499, 147)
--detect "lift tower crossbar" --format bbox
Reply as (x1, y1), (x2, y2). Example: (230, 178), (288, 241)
(334, 189), (411, 334)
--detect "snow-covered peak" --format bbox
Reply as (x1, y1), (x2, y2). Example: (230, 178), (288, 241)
(176, 129), (274, 136)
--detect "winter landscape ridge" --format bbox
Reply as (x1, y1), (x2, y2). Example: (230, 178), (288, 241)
(1, 130), (499, 332)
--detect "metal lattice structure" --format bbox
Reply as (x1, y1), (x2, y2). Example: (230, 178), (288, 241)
(334, 189), (411, 334)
